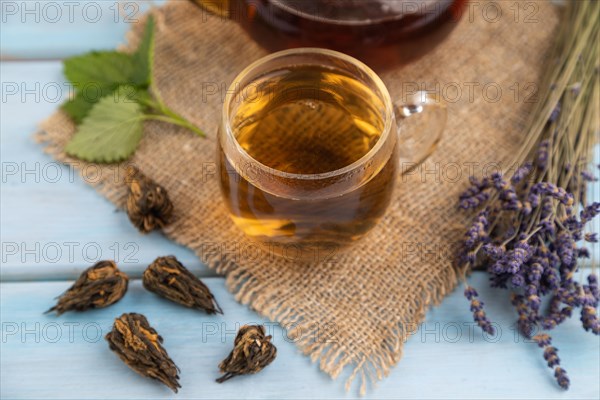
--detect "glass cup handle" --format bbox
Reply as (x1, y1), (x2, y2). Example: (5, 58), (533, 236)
(394, 91), (447, 171)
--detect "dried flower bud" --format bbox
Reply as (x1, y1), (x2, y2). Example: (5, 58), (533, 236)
(532, 333), (552, 348)
(217, 325), (277, 383)
(143, 256), (222, 314)
(106, 313), (181, 393)
(46, 260), (128, 315)
(554, 367), (570, 389)
(464, 286), (495, 335)
(126, 166), (173, 233)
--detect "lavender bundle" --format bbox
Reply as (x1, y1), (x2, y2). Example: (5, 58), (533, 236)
(457, 1), (599, 389)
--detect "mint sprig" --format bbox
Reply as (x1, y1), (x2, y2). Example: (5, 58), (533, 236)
(62, 16), (205, 163)
(65, 87), (144, 163)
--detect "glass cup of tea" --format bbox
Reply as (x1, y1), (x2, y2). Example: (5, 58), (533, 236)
(218, 48), (446, 261)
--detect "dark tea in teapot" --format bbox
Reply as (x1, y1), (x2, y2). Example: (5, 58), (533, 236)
(227, 0), (467, 67)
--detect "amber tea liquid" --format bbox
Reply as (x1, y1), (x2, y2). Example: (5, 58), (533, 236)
(218, 65), (398, 260)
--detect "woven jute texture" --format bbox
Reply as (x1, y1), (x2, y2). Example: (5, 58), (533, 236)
(37, 0), (558, 393)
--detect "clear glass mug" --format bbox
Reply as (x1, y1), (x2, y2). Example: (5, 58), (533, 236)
(218, 48), (446, 262)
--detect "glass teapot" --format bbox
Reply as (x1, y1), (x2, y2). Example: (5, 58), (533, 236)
(191, 0), (467, 69)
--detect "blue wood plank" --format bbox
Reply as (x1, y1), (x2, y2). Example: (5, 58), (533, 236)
(1, 1), (165, 59)
(0, 61), (208, 280)
(1, 273), (599, 399)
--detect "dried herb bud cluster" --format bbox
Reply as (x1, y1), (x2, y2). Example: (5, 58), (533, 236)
(143, 256), (223, 314)
(217, 325), (277, 383)
(46, 260), (128, 315)
(46, 261), (278, 390)
(106, 313), (181, 392)
(126, 166), (173, 233)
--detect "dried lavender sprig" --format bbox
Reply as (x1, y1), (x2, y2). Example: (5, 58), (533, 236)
(579, 274), (599, 333)
(459, 177), (491, 209)
(581, 306), (600, 334)
(464, 211), (489, 250)
(457, 1), (600, 391)
(585, 233), (598, 243)
(533, 334), (570, 389)
(464, 286), (495, 335)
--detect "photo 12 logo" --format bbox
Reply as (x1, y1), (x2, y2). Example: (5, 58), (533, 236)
(1, 1), (141, 24)
(1, 321), (105, 344)
(1, 241), (140, 264)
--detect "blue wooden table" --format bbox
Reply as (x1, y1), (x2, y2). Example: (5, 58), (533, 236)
(1, 2), (599, 399)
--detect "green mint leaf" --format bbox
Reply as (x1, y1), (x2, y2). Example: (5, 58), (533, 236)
(65, 87), (145, 163)
(64, 51), (136, 87)
(62, 92), (97, 124)
(61, 84), (117, 123)
(131, 15), (155, 86)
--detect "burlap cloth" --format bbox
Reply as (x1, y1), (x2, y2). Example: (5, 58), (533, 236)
(37, 0), (559, 393)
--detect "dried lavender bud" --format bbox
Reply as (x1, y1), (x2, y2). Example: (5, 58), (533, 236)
(511, 162), (533, 185)
(556, 231), (575, 267)
(491, 173), (522, 210)
(532, 333), (552, 347)
(527, 263), (544, 283)
(511, 274), (525, 288)
(464, 210), (489, 249)
(459, 177), (491, 209)
(482, 243), (505, 260)
(543, 346), (560, 367)
(529, 182), (574, 206)
(216, 325), (277, 383)
(538, 219), (555, 236)
(581, 170), (598, 182)
(554, 367), (570, 389)
(580, 274), (600, 335)
(105, 313), (181, 392)
(577, 248), (590, 258)
(143, 256), (222, 314)
(464, 286), (495, 335)
(556, 287), (580, 307)
(525, 284), (538, 297)
(536, 140), (550, 170)
(126, 166), (173, 233)
(540, 197), (554, 218)
(586, 274), (599, 301)
(512, 294), (534, 337)
(580, 202), (600, 224)
(542, 308), (573, 330)
(581, 306), (599, 334)
(506, 242), (532, 274)
(46, 260), (128, 315)
(544, 267), (561, 290)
